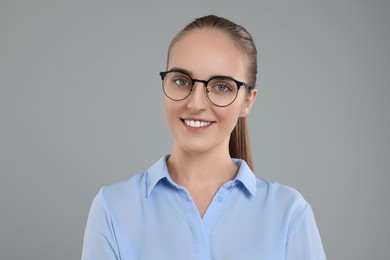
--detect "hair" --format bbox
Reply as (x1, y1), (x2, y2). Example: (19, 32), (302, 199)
(167, 15), (258, 171)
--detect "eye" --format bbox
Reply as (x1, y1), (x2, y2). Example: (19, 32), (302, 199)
(173, 77), (190, 86)
(216, 84), (231, 92)
(211, 82), (233, 92)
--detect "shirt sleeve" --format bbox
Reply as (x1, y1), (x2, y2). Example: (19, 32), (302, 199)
(81, 188), (120, 260)
(285, 203), (326, 260)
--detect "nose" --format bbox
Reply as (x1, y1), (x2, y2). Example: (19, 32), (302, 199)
(187, 82), (208, 112)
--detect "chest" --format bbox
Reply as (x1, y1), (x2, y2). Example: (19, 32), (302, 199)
(112, 187), (287, 260)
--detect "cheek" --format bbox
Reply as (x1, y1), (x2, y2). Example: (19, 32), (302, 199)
(164, 97), (176, 112)
(216, 104), (243, 130)
(229, 95), (246, 116)
(164, 99), (182, 126)
(221, 97), (247, 128)
(163, 99), (172, 120)
(163, 99), (169, 114)
(164, 100), (174, 122)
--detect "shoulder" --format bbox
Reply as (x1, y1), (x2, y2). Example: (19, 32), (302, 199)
(234, 159), (308, 213)
(257, 178), (305, 200)
(255, 178), (308, 215)
(97, 172), (147, 210)
(94, 156), (169, 210)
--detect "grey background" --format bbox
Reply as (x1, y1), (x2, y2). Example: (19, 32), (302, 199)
(1, 0), (389, 259)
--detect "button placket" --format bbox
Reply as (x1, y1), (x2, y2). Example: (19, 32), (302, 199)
(176, 186), (212, 260)
(201, 184), (234, 236)
(217, 182), (235, 202)
(218, 189), (227, 202)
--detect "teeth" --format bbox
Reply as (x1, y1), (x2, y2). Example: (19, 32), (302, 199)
(184, 120), (212, 128)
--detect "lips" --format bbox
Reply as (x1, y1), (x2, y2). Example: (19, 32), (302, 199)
(182, 119), (214, 128)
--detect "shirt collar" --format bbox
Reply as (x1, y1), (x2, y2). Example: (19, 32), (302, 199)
(145, 155), (172, 197)
(146, 155), (257, 197)
(231, 158), (257, 196)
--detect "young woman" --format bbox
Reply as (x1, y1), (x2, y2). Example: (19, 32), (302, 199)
(82, 15), (326, 260)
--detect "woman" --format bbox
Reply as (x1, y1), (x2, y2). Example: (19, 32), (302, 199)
(82, 15), (326, 259)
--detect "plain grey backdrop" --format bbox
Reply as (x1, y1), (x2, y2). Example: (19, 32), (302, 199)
(1, 0), (389, 259)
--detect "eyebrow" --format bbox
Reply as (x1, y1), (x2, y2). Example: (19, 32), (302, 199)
(169, 67), (234, 80)
(170, 67), (193, 76)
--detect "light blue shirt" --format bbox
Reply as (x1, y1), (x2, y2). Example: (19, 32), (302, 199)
(82, 156), (326, 260)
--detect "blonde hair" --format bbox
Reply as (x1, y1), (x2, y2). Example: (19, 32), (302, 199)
(167, 15), (257, 171)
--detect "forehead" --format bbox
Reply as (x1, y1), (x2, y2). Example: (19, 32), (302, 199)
(168, 29), (246, 79)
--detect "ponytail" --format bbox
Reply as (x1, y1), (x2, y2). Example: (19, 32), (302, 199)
(229, 117), (253, 171)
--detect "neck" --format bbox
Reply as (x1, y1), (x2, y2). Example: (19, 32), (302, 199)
(167, 143), (238, 187)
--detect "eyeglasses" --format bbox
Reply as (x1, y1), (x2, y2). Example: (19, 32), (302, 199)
(159, 70), (253, 107)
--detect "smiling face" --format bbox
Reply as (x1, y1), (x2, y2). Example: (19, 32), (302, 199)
(165, 29), (257, 156)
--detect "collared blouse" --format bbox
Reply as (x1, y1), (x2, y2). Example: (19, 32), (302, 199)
(82, 156), (326, 260)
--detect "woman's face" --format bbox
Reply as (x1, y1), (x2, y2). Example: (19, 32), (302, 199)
(165, 29), (257, 155)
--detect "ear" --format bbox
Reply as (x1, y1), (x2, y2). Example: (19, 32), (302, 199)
(239, 89), (258, 117)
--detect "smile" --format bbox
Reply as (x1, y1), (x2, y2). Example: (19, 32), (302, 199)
(183, 119), (213, 128)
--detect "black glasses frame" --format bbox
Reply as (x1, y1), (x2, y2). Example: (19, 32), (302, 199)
(159, 69), (253, 107)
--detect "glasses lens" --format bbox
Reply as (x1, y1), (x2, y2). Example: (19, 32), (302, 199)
(207, 78), (238, 106)
(163, 71), (192, 101)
